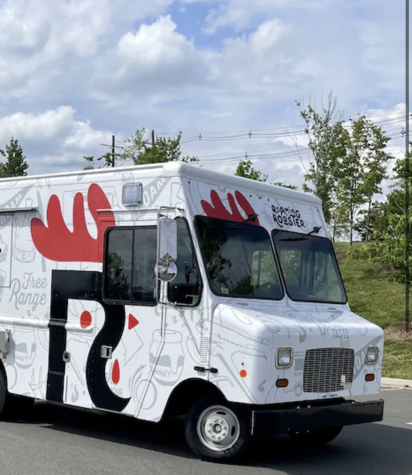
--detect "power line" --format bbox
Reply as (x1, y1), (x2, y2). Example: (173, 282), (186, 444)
(99, 117), (407, 166)
(158, 111), (412, 141)
(178, 116), (410, 144)
(192, 132), (406, 164)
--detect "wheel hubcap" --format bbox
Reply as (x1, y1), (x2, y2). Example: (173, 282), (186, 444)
(197, 405), (240, 452)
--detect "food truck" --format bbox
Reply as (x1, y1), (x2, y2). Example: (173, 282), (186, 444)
(0, 161), (384, 462)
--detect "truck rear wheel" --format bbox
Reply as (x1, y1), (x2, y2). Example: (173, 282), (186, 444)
(185, 394), (251, 463)
(0, 369), (34, 421)
(288, 426), (343, 446)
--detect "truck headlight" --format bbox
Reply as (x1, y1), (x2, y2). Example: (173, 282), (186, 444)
(365, 346), (379, 365)
(276, 348), (293, 369)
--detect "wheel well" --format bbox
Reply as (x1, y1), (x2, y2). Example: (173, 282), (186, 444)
(162, 379), (226, 419)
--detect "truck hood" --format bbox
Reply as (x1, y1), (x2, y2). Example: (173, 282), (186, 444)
(209, 301), (384, 405)
(212, 301), (383, 345)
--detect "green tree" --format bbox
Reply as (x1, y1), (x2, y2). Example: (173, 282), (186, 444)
(273, 181), (297, 190)
(374, 154), (412, 283)
(122, 128), (197, 165)
(83, 152), (119, 170)
(235, 160), (297, 189)
(347, 149), (412, 285)
(83, 129), (197, 170)
(375, 162), (412, 241)
(354, 201), (386, 241)
(329, 205), (350, 242)
(358, 118), (392, 241)
(335, 114), (392, 246)
(235, 159), (267, 182)
(296, 91), (347, 224)
(364, 212), (411, 285)
(0, 137), (29, 177)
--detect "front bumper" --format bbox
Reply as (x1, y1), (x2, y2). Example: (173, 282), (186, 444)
(251, 399), (384, 437)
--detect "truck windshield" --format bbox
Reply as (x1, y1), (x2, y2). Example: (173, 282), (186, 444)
(194, 216), (284, 300)
(272, 229), (347, 304)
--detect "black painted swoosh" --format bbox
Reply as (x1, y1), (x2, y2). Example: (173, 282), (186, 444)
(47, 269), (130, 412)
(87, 294), (131, 411)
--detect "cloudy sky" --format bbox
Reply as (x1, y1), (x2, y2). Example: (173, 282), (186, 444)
(0, 0), (408, 195)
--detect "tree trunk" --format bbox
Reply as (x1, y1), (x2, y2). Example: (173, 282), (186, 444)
(332, 223), (336, 243)
(365, 197), (372, 242)
(350, 208), (353, 247)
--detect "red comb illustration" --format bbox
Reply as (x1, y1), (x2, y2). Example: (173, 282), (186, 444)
(31, 183), (115, 263)
(201, 190), (260, 225)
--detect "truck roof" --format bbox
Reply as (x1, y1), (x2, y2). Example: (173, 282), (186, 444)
(0, 161), (322, 206)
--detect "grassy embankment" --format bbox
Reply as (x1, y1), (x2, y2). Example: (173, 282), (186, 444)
(335, 242), (412, 380)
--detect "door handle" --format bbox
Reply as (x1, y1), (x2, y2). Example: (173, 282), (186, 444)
(101, 346), (112, 359)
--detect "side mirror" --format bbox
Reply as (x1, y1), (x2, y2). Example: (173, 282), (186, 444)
(156, 217), (178, 283)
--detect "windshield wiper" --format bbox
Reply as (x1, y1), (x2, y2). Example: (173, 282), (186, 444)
(236, 214), (259, 227)
(279, 238), (308, 242)
(279, 226), (322, 242)
(308, 226), (322, 236)
(277, 226), (323, 242)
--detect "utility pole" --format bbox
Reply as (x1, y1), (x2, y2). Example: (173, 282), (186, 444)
(151, 130), (155, 146)
(112, 135), (115, 167)
(405, 0), (410, 332)
(101, 135), (124, 167)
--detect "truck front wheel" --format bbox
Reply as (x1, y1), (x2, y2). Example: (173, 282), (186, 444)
(185, 394), (251, 463)
(288, 426), (343, 446)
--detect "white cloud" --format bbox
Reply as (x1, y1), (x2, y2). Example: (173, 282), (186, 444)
(0, 106), (116, 174)
(0, 0), (177, 102)
(63, 122), (115, 151)
(203, 0), (335, 34)
(0, 0), (177, 58)
(203, 0), (291, 33)
(0, 0), (110, 64)
(91, 15), (207, 103)
(0, 0), (406, 195)
(118, 15), (194, 65)
(0, 107), (75, 142)
(205, 18), (294, 99)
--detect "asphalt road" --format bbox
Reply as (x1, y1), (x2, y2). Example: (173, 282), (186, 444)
(0, 388), (411, 475)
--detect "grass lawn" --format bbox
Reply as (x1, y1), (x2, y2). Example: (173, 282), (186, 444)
(334, 242), (412, 380)
(382, 340), (412, 380)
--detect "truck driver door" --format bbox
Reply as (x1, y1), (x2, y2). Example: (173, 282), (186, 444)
(99, 222), (164, 417)
(61, 219), (164, 415)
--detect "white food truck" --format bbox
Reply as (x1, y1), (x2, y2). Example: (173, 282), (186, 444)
(0, 161), (384, 462)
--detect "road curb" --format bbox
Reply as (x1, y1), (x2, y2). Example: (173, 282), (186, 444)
(381, 377), (412, 388)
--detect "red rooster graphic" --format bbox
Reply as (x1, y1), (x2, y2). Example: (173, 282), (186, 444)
(201, 190), (260, 225)
(31, 184), (115, 263)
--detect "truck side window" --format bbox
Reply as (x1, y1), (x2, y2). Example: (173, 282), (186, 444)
(132, 228), (158, 304)
(104, 227), (157, 305)
(104, 229), (133, 302)
(167, 218), (202, 306)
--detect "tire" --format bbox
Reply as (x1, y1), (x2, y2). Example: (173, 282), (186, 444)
(288, 426), (343, 446)
(0, 369), (34, 421)
(185, 394), (251, 463)
(0, 369), (7, 418)
(7, 395), (35, 421)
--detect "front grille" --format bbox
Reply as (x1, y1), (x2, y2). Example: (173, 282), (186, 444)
(303, 348), (354, 393)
